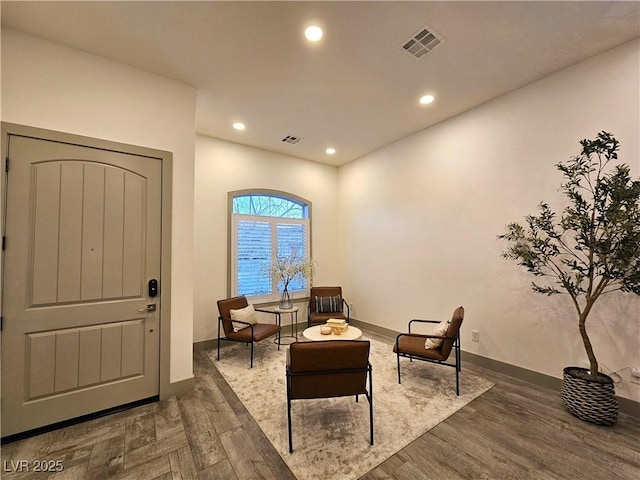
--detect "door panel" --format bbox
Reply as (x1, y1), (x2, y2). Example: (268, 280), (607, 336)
(1, 134), (161, 437)
(23, 320), (146, 400)
(58, 162), (83, 302)
(29, 161), (147, 305)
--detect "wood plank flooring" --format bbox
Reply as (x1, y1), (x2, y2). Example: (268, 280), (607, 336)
(2, 330), (639, 479)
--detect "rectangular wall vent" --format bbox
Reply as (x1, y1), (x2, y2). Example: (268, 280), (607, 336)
(402, 26), (443, 59)
(282, 135), (302, 144)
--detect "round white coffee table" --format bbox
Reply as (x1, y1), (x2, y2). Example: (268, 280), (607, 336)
(302, 325), (363, 341)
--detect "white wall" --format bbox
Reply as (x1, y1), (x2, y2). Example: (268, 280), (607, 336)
(6, 27), (635, 403)
(193, 135), (341, 343)
(338, 39), (640, 401)
(1, 30), (196, 384)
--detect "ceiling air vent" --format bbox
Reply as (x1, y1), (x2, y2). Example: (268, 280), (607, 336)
(282, 135), (302, 145)
(402, 26), (443, 59)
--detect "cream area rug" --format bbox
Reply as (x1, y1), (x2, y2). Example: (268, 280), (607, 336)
(209, 336), (493, 480)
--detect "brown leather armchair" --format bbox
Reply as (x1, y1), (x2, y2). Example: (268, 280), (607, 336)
(393, 306), (464, 395)
(307, 286), (350, 327)
(217, 296), (282, 368)
(286, 340), (373, 453)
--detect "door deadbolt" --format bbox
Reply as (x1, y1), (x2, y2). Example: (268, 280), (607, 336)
(148, 279), (158, 297)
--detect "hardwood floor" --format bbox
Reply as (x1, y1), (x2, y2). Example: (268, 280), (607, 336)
(2, 331), (639, 479)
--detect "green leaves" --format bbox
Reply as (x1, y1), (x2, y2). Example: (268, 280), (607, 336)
(498, 132), (639, 374)
(578, 131), (619, 160)
(500, 131), (639, 300)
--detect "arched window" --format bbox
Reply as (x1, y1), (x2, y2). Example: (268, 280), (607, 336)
(229, 191), (311, 301)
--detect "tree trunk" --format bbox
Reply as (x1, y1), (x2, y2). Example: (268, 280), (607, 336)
(578, 301), (599, 377)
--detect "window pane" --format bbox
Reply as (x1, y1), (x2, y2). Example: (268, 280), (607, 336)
(231, 191), (310, 300)
(237, 220), (272, 296)
(233, 196), (252, 215)
(233, 195), (305, 218)
(277, 223), (307, 292)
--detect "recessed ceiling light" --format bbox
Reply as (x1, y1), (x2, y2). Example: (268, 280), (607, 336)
(305, 26), (323, 42)
(233, 122), (245, 131)
(326, 148), (336, 155)
(419, 95), (435, 105)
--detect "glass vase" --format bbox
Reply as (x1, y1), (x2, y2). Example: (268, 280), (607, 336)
(279, 285), (293, 309)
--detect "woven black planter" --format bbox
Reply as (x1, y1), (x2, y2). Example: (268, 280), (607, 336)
(561, 367), (618, 425)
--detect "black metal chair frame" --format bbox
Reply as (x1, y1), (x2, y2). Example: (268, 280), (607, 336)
(395, 319), (462, 395)
(286, 363), (373, 453)
(217, 308), (280, 368)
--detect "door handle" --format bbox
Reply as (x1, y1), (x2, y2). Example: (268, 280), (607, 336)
(138, 304), (157, 313)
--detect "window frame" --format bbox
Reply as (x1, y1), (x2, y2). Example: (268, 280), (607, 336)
(227, 189), (312, 303)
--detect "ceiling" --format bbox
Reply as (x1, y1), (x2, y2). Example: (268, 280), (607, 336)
(2, 1), (639, 166)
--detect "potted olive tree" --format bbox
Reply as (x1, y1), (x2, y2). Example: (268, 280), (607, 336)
(499, 131), (640, 425)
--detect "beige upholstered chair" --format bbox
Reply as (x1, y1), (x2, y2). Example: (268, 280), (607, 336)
(393, 306), (464, 395)
(286, 340), (373, 453)
(217, 296), (281, 368)
(307, 286), (350, 327)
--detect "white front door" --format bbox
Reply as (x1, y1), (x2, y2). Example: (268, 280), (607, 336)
(1, 134), (162, 437)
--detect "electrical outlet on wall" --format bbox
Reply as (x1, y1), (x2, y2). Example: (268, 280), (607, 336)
(631, 367), (640, 384)
(471, 330), (480, 342)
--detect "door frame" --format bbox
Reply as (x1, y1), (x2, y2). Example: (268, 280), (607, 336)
(0, 122), (175, 403)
